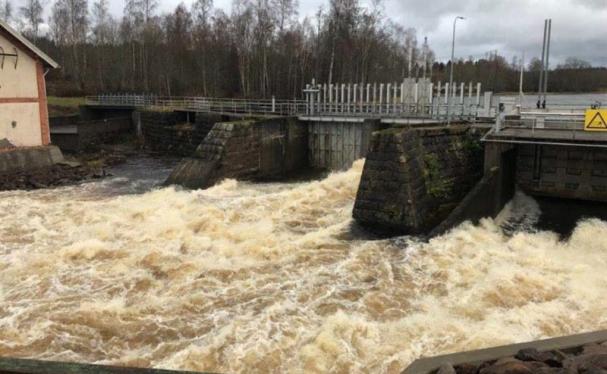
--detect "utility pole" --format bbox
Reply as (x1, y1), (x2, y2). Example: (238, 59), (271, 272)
(519, 52), (525, 108)
(537, 19), (548, 108)
(447, 16), (465, 126)
(542, 19), (552, 107)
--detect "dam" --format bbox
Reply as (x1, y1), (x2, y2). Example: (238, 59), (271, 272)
(1, 87), (606, 374)
(3, 152), (607, 373)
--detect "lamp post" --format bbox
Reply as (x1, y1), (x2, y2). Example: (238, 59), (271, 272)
(447, 16), (465, 126)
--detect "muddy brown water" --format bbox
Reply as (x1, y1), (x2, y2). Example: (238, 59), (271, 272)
(1, 157), (606, 373)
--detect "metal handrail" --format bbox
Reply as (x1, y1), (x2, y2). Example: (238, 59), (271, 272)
(85, 94), (482, 121)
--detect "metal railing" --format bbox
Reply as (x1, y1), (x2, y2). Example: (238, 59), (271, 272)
(494, 109), (586, 133)
(85, 95), (307, 116)
(301, 101), (480, 120)
(86, 94), (482, 121)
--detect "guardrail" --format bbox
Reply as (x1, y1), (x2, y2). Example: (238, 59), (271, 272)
(495, 109), (586, 133)
(303, 101), (480, 120)
(86, 94), (482, 121)
(85, 95), (307, 116)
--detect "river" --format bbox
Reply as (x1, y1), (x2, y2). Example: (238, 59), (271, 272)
(1, 157), (607, 373)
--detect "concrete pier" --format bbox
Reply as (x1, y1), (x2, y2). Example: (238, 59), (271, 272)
(164, 117), (308, 189)
(352, 125), (486, 235)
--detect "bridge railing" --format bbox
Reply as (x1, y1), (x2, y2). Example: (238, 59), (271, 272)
(496, 110), (586, 132)
(302, 100), (481, 121)
(86, 94), (482, 121)
(85, 95), (308, 116)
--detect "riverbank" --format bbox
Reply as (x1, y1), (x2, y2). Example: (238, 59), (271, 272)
(0, 141), (168, 192)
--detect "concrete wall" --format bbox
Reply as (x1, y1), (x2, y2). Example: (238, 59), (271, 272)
(139, 111), (221, 156)
(517, 144), (607, 202)
(307, 119), (384, 170)
(404, 330), (607, 374)
(0, 145), (63, 174)
(0, 33), (46, 147)
(353, 126), (484, 235)
(165, 117), (308, 189)
(78, 106), (136, 121)
(50, 117), (132, 152)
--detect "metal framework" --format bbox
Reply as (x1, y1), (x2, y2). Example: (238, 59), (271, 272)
(484, 109), (607, 148)
(86, 79), (486, 121)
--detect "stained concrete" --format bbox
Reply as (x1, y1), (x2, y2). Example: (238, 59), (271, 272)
(0, 145), (64, 174)
(165, 117), (308, 189)
(353, 125), (485, 235)
(403, 330), (607, 374)
(307, 119), (385, 170)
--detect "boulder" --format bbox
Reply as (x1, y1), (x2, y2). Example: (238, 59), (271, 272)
(453, 362), (480, 374)
(436, 363), (456, 374)
(479, 360), (531, 374)
(564, 354), (607, 372)
(515, 348), (566, 367)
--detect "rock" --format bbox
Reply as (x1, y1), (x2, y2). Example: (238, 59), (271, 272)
(564, 354), (607, 373)
(479, 359), (532, 374)
(515, 348), (566, 367)
(0, 138), (15, 149)
(532, 368), (567, 374)
(436, 363), (456, 374)
(56, 160), (82, 168)
(453, 362), (480, 374)
(583, 344), (607, 356)
(584, 368), (607, 374)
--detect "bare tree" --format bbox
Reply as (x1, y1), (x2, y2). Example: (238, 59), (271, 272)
(0, 0), (12, 23)
(20, 0), (44, 39)
(192, 0), (212, 95)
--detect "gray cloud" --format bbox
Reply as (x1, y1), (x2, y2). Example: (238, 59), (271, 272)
(385, 0), (607, 66)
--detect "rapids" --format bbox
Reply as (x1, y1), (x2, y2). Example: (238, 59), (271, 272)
(1, 158), (607, 373)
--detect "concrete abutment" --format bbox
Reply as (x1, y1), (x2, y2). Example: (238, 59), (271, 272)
(352, 125), (489, 236)
(164, 117), (309, 189)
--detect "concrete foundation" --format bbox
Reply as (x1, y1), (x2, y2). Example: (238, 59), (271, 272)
(0, 145), (64, 174)
(50, 116), (132, 152)
(403, 330), (607, 374)
(516, 144), (607, 202)
(165, 117), (308, 189)
(353, 126), (485, 235)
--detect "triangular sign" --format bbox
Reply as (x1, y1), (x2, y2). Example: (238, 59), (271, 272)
(587, 111), (607, 129)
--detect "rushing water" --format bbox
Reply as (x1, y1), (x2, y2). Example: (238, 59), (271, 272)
(1, 157), (607, 374)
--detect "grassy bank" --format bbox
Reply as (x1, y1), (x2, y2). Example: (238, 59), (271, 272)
(47, 96), (85, 117)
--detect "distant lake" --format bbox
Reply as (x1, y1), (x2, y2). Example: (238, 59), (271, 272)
(497, 92), (607, 109)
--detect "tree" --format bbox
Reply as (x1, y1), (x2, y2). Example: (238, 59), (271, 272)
(91, 0), (114, 44)
(192, 0), (213, 94)
(0, 0), (12, 23)
(20, 0), (44, 39)
(49, 0), (88, 89)
(38, 0), (455, 98)
(558, 57), (591, 70)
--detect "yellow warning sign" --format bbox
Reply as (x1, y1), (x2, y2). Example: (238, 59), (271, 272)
(585, 109), (607, 131)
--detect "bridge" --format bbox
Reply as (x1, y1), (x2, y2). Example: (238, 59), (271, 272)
(84, 78), (489, 123)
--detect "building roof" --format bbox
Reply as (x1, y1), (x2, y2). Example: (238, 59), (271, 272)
(0, 20), (59, 69)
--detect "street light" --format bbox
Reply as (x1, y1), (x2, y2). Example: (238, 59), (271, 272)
(447, 16), (465, 126)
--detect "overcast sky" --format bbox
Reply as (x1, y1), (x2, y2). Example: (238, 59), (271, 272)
(98, 0), (607, 67)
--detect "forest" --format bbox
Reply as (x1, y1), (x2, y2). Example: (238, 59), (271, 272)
(1, 0), (606, 98)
